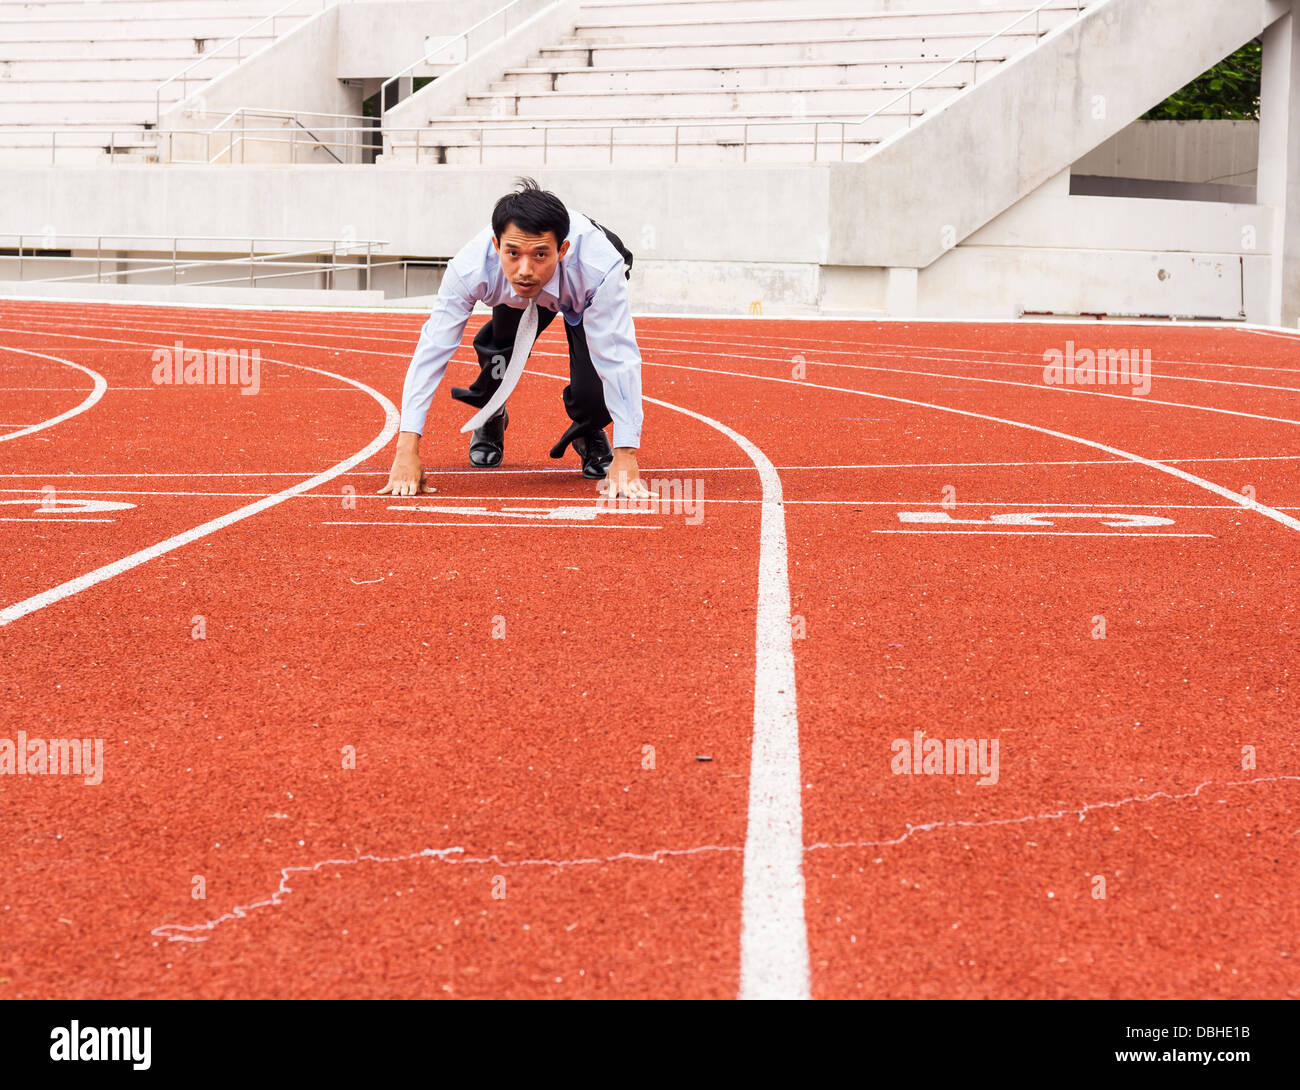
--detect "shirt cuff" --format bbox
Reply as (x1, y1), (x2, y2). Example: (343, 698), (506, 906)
(611, 422), (640, 449)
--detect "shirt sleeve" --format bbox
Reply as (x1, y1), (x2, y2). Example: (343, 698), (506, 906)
(398, 266), (477, 435)
(581, 265), (644, 449)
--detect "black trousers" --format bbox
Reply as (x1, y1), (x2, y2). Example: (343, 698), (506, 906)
(449, 216), (634, 459)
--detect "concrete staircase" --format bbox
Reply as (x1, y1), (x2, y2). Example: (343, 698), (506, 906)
(0, 0), (318, 164)
(385, 0), (1088, 165)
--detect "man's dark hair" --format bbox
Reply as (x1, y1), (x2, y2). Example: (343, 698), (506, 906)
(491, 177), (569, 248)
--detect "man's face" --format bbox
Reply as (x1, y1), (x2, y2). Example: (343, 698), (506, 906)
(493, 224), (569, 299)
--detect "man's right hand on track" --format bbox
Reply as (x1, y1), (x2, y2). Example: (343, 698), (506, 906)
(378, 432), (437, 496)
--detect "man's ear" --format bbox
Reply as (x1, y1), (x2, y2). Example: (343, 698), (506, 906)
(558, 238), (571, 261)
(491, 235), (500, 255)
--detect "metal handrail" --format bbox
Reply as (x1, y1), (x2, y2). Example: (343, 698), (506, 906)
(378, 0), (560, 119)
(1, 232), (386, 246)
(153, 0), (339, 125)
(2, 234), (388, 290)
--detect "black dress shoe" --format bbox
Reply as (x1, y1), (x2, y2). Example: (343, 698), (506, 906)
(468, 408), (508, 468)
(571, 429), (613, 479)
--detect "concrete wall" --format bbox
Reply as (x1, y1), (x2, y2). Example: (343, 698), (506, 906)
(0, 161), (1270, 319)
(1074, 120), (1260, 186)
(336, 1), (471, 79)
(829, 0), (1286, 269)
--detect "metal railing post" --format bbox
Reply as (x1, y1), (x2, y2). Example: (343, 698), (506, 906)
(250, 239), (255, 285)
(290, 123), (296, 162)
(365, 241), (372, 292)
(674, 125), (679, 164)
(743, 122), (748, 162)
(609, 125), (614, 163)
(17, 235), (22, 280)
(50, 131), (56, 166)
(542, 125), (548, 164)
(96, 237), (102, 283)
(172, 238), (178, 284)
(839, 122), (845, 161)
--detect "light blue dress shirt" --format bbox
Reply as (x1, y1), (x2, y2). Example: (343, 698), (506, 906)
(399, 209), (644, 449)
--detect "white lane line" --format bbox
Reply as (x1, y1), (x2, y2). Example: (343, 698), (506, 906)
(0, 347), (106, 443)
(0, 517), (116, 523)
(1243, 328), (1300, 343)
(641, 362), (1300, 536)
(17, 310), (1300, 438)
(0, 361), (397, 628)
(45, 310), (1300, 427)
(18, 307), (1294, 380)
(6, 489), (1293, 512)
(874, 530), (1215, 538)
(320, 520), (662, 530)
(2, 454), (1299, 480)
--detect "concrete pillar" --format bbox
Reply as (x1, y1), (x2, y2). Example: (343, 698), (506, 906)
(1259, 7), (1300, 327)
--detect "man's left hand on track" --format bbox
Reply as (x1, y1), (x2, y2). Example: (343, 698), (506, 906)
(601, 448), (653, 500)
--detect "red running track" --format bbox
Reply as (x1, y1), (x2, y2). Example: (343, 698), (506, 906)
(0, 298), (1297, 999)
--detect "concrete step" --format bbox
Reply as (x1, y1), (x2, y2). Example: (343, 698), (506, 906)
(0, 124), (155, 164)
(495, 56), (1006, 93)
(0, 78), (204, 103)
(1, 57), (219, 81)
(575, 0), (1024, 17)
(0, 37), (221, 60)
(0, 42), (271, 75)
(0, 100), (157, 123)
(568, 6), (1083, 44)
(393, 113), (909, 158)
(0, 0), (290, 21)
(0, 15), (308, 40)
(535, 29), (1039, 67)
(428, 139), (876, 165)
(0, 144), (156, 165)
(460, 82), (962, 118)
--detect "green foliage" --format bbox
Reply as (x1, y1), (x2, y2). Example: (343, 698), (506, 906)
(1142, 39), (1262, 121)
